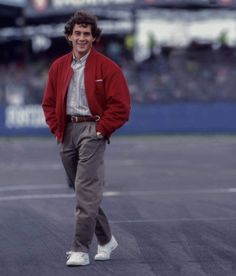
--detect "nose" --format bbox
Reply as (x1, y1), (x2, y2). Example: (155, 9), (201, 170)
(78, 34), (85, 40)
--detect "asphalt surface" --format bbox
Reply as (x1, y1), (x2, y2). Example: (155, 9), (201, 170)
(0, 135), (236, 276)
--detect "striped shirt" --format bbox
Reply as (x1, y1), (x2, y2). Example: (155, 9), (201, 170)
(66, 51), (91, 116)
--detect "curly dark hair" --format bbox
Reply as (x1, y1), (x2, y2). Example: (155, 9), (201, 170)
(64, 11), (102, 44)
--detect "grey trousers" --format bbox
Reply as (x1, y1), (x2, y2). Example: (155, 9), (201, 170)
(59, 122), (112, 253)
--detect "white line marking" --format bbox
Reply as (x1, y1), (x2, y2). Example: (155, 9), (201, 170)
(110, 217), (236, 224)
(0, 193), (75, 201)
(0, 184), (66, 192)
(105, 188), (236, 196)
(0, 187), (236, 202)
(1, 186), (236, 195)
(0, 191), (121, 201)
(104, 191), (121, 196)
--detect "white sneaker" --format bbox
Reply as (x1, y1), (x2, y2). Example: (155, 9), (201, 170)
(94, 236), (118, 261)
(66, 251), (89, 266)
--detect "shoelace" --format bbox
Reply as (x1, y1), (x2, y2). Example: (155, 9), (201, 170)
(98, 243), (115, 254)
(66, 251), (73, 259)
(66, 251), (87, 259)
(97, 247), (110, 255)
(97, 250), (108, 255)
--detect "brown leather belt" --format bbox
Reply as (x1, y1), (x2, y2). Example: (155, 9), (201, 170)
(67, 115), (100, 123)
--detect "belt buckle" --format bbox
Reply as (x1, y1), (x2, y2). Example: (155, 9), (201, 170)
(95, 115), (100, 122)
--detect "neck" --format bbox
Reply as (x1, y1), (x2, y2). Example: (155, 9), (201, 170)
(73, 48), (93, 60)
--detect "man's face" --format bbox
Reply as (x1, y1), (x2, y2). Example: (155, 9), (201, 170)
(68, 24), (95, 59)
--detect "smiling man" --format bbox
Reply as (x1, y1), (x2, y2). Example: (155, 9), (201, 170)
(68, 23), (95, 58)
(42, 11), (130, 266)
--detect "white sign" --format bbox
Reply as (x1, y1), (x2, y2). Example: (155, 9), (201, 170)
(52, 0), (134, 8)
(5, 105), (47, 129)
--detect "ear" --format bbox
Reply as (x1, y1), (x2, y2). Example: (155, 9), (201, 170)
(92, 37), (96, 42)
(68, 35), (72, 41)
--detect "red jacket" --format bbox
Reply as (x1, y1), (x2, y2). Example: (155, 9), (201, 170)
(42, 48), (131, 142)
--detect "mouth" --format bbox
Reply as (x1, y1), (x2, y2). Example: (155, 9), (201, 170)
(76, 43), (87, 47)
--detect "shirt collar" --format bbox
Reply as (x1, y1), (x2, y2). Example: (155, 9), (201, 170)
(72, 50), (90, 65)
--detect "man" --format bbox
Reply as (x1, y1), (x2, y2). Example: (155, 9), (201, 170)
(42, 11), (130, 266)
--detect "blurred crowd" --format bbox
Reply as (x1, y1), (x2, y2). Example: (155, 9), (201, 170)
(0, 61), (48, 105)
(127, 44), (236, 103)
(0, 44), (236, 106)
